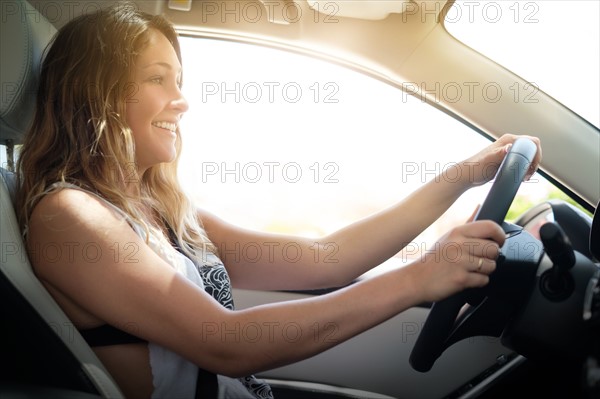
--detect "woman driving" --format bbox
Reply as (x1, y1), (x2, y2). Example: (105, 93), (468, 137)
(15, 2), (541, 398)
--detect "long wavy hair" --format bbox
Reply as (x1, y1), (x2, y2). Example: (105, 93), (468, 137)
(16, 2), (216, 260)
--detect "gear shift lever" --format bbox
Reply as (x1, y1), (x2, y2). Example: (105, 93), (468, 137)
(539, 222), (576, 299)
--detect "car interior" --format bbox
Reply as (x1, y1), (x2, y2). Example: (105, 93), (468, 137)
(1, 1), (599, 398)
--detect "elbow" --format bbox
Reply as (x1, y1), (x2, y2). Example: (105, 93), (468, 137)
(211, 364), (253, 379)
(200, 353), (285, 379)
(197, 351), (258, 378)
(189, 318), (280, 377)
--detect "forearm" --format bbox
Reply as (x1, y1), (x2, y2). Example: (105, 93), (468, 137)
(323, 164), (472, 283)
(203, 208), (506, 377)
(203, 166), (472, 290)
(202, 265), (422, 377)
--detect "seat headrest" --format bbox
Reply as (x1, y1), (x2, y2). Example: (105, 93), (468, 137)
(0, 0), (56, 145)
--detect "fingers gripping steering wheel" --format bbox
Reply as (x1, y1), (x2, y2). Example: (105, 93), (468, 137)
(409, 138), (539, 372)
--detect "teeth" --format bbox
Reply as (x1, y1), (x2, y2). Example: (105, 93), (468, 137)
(152, 121), (177, 132)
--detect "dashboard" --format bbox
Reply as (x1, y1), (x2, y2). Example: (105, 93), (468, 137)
(503, 200), (600, 393)
(517, 200), (595, 262)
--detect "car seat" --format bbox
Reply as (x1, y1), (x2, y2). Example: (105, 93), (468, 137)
(0, 1), (124, 397)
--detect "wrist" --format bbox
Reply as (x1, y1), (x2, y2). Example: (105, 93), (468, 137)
(454, 161), (478, 190)
(400, 262), (430, 305)
(441, 162), (473, 194)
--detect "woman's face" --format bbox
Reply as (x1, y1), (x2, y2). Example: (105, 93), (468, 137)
(126, 29), (188, 173)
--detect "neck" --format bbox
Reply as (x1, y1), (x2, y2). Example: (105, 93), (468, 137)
(124, 165), (146, 196)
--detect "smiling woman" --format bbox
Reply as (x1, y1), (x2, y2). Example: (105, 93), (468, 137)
(125, 29), (188, 172)
(6, 1), (600, 399)
(11, 2), (544, 398)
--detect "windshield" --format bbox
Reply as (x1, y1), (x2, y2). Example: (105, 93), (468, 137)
(444, 0), (599, 128)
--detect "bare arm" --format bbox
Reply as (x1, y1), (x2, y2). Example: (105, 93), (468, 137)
(28, 187), (504, 377)
(200, 166), (469, 290)
(202, 133), (541, 290)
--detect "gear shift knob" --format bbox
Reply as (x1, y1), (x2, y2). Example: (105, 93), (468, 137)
(540, 222), (575, 296)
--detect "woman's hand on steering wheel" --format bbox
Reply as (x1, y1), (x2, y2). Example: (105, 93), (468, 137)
(409, 220), (506, 303)
(458, 133), (542, 187)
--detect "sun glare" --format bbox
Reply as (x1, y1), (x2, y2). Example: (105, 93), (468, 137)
(177, 37), (490, 238)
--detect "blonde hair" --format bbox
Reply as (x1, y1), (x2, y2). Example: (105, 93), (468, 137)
(16, 2), (216, 260)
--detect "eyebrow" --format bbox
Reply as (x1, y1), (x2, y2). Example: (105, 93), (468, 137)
(141, 61), (182, 73)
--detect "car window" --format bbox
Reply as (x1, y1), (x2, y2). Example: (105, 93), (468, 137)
(444, 0), (600, 128)
(177, 37), (562, 271)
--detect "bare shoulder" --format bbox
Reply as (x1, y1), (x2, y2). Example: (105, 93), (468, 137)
(27, 187), (141, 281)
(30, 187), (127, 232)
(25, 189), (223, 359)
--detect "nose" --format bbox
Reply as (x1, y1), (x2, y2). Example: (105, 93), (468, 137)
(172, 86), (189, 115)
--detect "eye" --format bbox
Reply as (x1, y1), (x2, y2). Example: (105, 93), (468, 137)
(149, 76), (163, 84)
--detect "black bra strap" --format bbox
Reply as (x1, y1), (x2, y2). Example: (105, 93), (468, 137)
(81, 322), (218, 398)
(196, 368), (218, 399)
(79, 324), (147, 347)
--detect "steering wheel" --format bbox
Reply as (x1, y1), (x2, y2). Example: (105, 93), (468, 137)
(409, 137), (539, 372)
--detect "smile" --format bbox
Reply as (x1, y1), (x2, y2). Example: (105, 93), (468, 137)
(152, 121), (177, 133)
